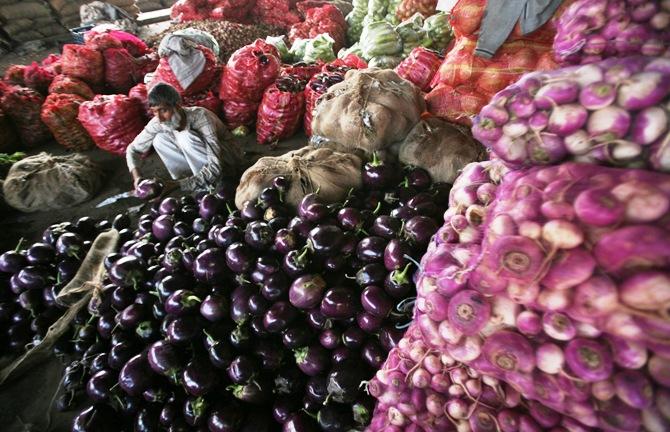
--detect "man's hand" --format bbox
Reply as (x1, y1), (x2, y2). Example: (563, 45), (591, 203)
(131, 168), (142, 189)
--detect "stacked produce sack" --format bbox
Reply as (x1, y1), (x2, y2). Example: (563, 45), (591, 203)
(367, 54), (670, 432)
(346, 10), (452, 69)
(0, 0), (67, 43)
(553, 0), (670, 66)
(171, 0), (302, 27)
(288, 4), (347, 53)
(47, 0), (87, 28)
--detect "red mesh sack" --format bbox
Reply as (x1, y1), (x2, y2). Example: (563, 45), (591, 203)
(61, 44), (105, 87)
(303, 71), (344, 136)
(41, 93), (94, 151)
(210, 0), (256, 22)
(85, 32), (123, 51)
(396, 0), (437, 21)
(257, 76), (306, 144)
(252, 0), (301, 28)
(450, 0), (559, 43)
(223, 99), (260, 128)
(425, 82), (488, 126)
(219, 40), (281, 102)
(4, 65), (26, 86)
(1, 86), (51, 147)
(78, 95), (146, 156)
(288, 4), (346, 52)
(107, 30), (149, 57)
(170, 0), (208, 22)
(41, 54), (62, 74)
(321, 54), (367, 72)
(23, 62), (56, 94)
(395, 47), (443, 92)
(150, 46), (218, 97)
(49, 75), (95, 100)
(104, 48), (145, 93)
(184, 91), (222, 116)
(128, 83), (151, 118)
(280, 62), (323, 84)
(429, 37), (551, 95)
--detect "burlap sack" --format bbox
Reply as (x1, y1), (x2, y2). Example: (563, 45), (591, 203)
(397, 117), (485, 184)
(236, 146), (363, 209)
(310, 68), (425, 154)
(1, 152), (103, 212)
(0, 1), (52, 20)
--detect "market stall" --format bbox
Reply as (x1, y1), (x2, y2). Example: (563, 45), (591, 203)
(0, 0), (669, 431)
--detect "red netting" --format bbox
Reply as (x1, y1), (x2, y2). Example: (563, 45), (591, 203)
(61, 44), (105, 87)
(23, 62), (56, 95)
(395, 47), (443, 92)
(41, 93), (94, 151)
(288, 4), (346, 52)
(256, 76), (306, 144)
(184, 90), (222, 116)
(78, 95), (146, 156)
(48, 75), (95, 100)
(0, 86), (51, 147)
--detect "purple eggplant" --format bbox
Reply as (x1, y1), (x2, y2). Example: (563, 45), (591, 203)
(208, 340), (234, 369)
(357, 312), (384, 333)
(26, 242), (55, 265)
(295, 344), (330, 376)
(331, 347), (356, 365)
(214, 226), (242, 249)
(320, 287), (358, 319)
(318, 403), (354, 432)
(244, 221), (274, 251)
(298, 193), (328, 222)
(109, 256), (146, 288)
(361, 340), (385, 369)
(283, 413), (319, 432)
(208, 405), (244, 432)
(183, 359), (217, 396)
(227, 355), (259, 384)
(147, 340), (182, 381)
(307, 225), (343, 256)
(183, 396), (208, 426)
(156, 274), (192, 300)
(136, 320), (160, 342)
(360, 285), (393, 318)
(383, 238), (411, 271)
(166, 316), (200, 345)
(200, 294), (228, 322)
(193, 248), (227, 282)
(274, 228), (299, 254)
(225, 242), (255, 274)
(116, 303), (148, 330)
(0, 250), (27, 273)
(72, 404), (121, 432)
(289, 274), (327, 310)
(305, 375), (329, 404)
(255, 338), (284, 370)
(384, 264), (414, 299)
(319, 328), (341, 350)
(306, 309), (332, 331)
(282, 248), (311, 277)
(55, 233), (84, 258)
(262, 272), (289, 301)
(282, 325), (315, 349)
(231, 378), (271, 404)
(363, 153), (395, 189)
(199, 193), (222, 220)
(247, 293), (270, 316)
(273, 399), (299, 424)
(240, 200), (263, 221)
(379, 326), (404, 352)
(118, 353), (153, 396)
(164, 289), (202, 317)
(370, 215), (401, 239)
(152, 215), (175, 241)
(17, 266), (49, 290)
(342, 326), (366, 349)
(288, 217), (314, 239)
(356, 236), (387, 263)
(403, 215), (438, 247)
(263, 301), (298, 333)
(86, 369), (116, 402)
(135, 406), (160, 432)
(355, 263), (387, 287)
(135, 179), (163, 200)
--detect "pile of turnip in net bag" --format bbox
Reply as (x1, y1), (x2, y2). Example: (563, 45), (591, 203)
(368, 160), (670, 431)
(310, 68), (425, 156)
(235, 146), (363, 209)
(1, 153), (103, 213)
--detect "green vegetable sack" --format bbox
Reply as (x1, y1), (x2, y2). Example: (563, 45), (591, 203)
(346, 0), (369, 44)
(338, 42), (364, 59)
(303, 34), (336, 64)
(360, 21), (403, 60)
(396, 13), (430, 57)
(363, 0), (390, 27)
(289, 38), (309, 63)
(266, 36), (291, 62)
(384, 0), (402, 25)
(423, 11), (453, 50)
(368, 55), (403, 69)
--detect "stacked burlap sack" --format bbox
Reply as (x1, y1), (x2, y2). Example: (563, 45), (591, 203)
(47, 0), (87, 28)
(137, 0), (163, 12)
(0, 0), (67, 43)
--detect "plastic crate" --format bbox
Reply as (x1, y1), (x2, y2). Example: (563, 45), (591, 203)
(69, 25), (94, 44)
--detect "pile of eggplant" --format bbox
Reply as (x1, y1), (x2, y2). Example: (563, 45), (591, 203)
(4, 156), (450, 431)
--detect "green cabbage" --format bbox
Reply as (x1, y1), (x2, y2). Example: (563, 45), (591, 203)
(338, 42), (364, 59)
(368, 55), (403, 69)
(303, 34), (336, 64)
(289, 38), (309, 63)
(423, 11), (453, 50)
(360, 21), (402, 60)
(266, 35), (290, 62)
(396, 13), (430, 56)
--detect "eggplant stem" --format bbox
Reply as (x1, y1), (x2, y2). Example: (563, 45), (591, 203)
(14, 237), (25, 252)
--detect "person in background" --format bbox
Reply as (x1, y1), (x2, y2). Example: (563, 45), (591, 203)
(126, 83), (243, 192)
